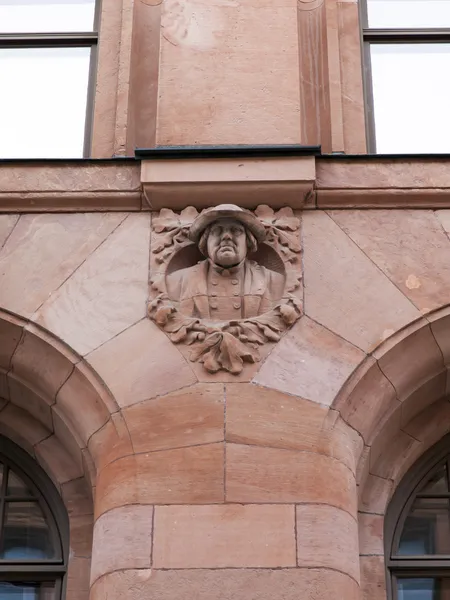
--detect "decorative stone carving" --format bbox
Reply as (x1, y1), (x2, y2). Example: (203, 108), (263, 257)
(148, 204), (303, 374)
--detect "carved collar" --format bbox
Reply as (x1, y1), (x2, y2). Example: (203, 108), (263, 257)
(209, 259), (246, 277)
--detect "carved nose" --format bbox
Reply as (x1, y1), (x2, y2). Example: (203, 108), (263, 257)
(222, 231), (232, 240)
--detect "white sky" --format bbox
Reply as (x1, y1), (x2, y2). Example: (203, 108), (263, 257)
(368, 0), (450, 28)
(0, 0), (95, 33)
(371, 44), (450, 153)
(0, 0), (449, 156)
(0, 1), (94, 158)
(0, 47), (91, 158)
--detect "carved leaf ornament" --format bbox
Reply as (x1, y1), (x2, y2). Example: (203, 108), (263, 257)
(148, 205), (303, 374)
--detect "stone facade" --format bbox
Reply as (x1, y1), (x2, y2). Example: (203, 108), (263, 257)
(1, 2), (449, 600)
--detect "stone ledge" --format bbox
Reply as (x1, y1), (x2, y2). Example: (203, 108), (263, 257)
(315, 157), (450, 208)
(1, 155), (450, 211)
(0, 161), (142, 212)
(141, 156), (316, 210)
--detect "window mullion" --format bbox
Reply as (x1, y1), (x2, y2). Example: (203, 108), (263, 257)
(0, 32), (98, 48)
(363, 28), (450, 42)
(0, 466), (8, 556)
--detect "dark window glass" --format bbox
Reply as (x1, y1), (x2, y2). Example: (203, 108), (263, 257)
(386, 439), (450, 600)
(0, 580), (56, 599)
(420, 465), (448, 495)
(397, 576), (450, 600)
(7, 471), (33, 498)
(0, 439), (68, 600)
(398, 498), (450, 555)
(1, 502), (54, 559)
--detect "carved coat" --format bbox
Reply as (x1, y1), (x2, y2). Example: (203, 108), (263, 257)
(166, 259), (285, 320)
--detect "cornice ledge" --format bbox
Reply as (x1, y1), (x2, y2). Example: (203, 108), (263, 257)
(140, 146), (318, 210)
(316, 156), (450, 208)
(0, 160), (141, 212)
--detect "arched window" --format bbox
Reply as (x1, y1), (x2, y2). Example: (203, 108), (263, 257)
(0, 436), (68, 599)
(386, 434), (450, 600)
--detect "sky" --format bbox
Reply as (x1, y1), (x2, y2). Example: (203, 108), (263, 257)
(0, 1), (94, 159)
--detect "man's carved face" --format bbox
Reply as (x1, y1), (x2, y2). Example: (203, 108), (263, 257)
(207, 218), (247, 267)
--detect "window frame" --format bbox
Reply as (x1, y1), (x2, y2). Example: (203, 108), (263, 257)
(0, 436), (69, 598)
(0, 0), (101, 158)
(385, 432), (450, 599)
(360, 0), (450, 153)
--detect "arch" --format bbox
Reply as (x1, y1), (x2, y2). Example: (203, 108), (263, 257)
(0, 435), (69, 596)
(384, 433), (450, 599)
(0, 308), (131, 600)
(0, 308), (125, 481)
(331, 305), (450, 600)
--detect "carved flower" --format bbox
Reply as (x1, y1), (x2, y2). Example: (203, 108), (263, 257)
(190, 331), (257, 374)
(153, 207), (199, 233)
(255, 205), (299, 232)
(254, 205), (301, 256)
(152, 207), (199, 259)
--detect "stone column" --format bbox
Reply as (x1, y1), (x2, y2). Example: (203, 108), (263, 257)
(89, 382), (361, 600)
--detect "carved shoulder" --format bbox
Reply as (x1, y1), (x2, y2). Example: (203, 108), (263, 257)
(166, 262), (205, 300)
(264, 267), (286, 300)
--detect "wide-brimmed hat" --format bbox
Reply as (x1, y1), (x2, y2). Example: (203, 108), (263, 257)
(189, 204), (266, 244)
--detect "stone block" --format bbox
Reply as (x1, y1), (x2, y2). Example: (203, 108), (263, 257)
(91, 505), (153, 584)
(90, 567), (360, 600)
(153, 504), (296, 568)
(296, 504), (359, 582)
(123, 383), (224, 453)
(226, 444), (356, 514)
(35, 214), (150, 356)
(254, 316), (364, 407)
(359, 512), (384, 556)
(95, 443), (224, 516)
(87, 319), (197, 409)
(225, 383), (328, 451)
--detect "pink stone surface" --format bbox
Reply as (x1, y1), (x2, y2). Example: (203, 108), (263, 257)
(35, 214), (151, 355)
(153, 504), (296, 569)
(87, 319), (197, 408)
(330, 209), (450, 312)
(302, 211), (420, 351)
(90, 505), (153, 584)
(254, 315), (365, 406)
(157, 0), (301, 146)
(296, 504), (359, 581)
(90, 568), (360, 600)
(0, 213), (126, 317)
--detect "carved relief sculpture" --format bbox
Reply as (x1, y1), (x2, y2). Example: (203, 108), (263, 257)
(148, 204), (303, 374)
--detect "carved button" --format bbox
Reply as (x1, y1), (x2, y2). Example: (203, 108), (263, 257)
(211, 280), (218, 286)
(232, 279), (239, 285)
(233, 302), (241, 309)
(233, 291), (239, 296)
(210, 302), (218, 309)
(211, 291), (218, 297)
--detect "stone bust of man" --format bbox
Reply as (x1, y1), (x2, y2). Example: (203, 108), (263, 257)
(166, 204), (285, 321)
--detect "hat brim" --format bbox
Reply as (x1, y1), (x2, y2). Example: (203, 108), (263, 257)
(189, 208), (266, 244)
